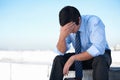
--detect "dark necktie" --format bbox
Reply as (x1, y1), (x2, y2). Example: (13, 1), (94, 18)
(75, 31), (83, 78)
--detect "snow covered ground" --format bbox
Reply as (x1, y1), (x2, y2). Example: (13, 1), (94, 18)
(0, 50), (119, 80)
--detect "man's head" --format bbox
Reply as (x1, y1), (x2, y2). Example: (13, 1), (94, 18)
(59, 6), (81, 26)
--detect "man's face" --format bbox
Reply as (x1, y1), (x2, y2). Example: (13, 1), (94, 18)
(71, 20), (81, 33)
(71, 18), (81, 33)
(71, 24), (80, 33)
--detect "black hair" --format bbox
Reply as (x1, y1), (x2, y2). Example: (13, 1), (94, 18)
(59, 6), (81, 26)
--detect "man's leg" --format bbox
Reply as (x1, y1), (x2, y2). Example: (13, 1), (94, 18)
(92, 50), (112, 80)
(49, 53), (75, 80)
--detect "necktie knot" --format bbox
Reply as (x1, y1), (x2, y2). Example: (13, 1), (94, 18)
(76, 31), (80, 35)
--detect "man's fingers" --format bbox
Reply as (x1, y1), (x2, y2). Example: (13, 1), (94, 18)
(60, 22), (76, 38)
(66, 22), (76, 29)
(63, 64), (69, 76)
(66, 23), (76, 33)
(63, 68), (68, 76)
(63, 22), (75, 29)
(64, 22), (73, 27)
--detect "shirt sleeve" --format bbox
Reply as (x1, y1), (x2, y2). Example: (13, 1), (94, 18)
(86, 16), (106, 57)
(55, 35), (72, 55)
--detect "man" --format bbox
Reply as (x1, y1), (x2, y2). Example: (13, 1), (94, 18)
(49, 6), (112, 80)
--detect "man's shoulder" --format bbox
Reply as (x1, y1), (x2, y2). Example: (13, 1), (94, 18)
(82, 15), (100, 19)
(82, 15), (101, 23)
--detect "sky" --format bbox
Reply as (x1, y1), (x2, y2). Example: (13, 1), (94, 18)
(0, 0), (120, 50)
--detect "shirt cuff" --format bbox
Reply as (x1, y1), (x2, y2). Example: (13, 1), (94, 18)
(54, 48), (64, 56)
(87, 45), (101, 57)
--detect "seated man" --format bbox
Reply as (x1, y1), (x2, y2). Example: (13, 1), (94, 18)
(49, 6), (112, 80)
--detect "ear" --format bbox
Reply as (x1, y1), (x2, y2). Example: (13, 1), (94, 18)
(78, 17), (81, 24)
(78, 17), (81, 26)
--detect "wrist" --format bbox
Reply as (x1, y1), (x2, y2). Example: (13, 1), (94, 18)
(72, 54), (78, 61)
(71, 55), (76, 62)
(59, 34), (66, 41)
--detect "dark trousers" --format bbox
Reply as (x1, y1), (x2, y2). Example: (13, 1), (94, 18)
(49, 50), (112, 80)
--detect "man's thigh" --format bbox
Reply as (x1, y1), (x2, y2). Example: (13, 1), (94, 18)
(82, 59), (93, 70)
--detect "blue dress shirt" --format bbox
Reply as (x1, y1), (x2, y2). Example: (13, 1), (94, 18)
(56, 15), (110, 57)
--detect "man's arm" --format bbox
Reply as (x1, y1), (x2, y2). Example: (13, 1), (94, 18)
(57, 22), (75, 54)
(57, 34), (67, 53)
(63, 51), (93, 75)
(74, 51), (93, 61)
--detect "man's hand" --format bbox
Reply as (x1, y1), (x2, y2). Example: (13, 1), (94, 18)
(60, 22), (76, 38)
(56, 22), (76, 53)
(63, 52), (93, 75)
(63, 55), (75, 75)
